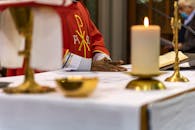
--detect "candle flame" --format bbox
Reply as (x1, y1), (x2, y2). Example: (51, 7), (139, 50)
(144, 17), (149, 27)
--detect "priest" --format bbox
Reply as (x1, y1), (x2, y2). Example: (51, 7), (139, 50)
(0, 0), (126, 76)
(54, 0), (126, 72)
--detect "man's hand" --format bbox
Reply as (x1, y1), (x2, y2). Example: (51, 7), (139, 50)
(91, 58), (127, 72)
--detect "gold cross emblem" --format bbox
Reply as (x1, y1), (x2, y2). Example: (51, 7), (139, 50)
(74, 14), (90, 57)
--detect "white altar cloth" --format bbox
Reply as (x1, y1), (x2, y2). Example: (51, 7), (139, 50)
(1, 67), (195, 130)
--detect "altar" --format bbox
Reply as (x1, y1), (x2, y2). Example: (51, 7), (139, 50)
(1, 66), (195, 130)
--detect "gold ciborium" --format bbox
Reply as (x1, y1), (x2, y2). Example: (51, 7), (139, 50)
(126, 73), (166, 91)
(56, 76), (98, 97)
(3, 7), (54, 94)
(165, 1), (189, 82)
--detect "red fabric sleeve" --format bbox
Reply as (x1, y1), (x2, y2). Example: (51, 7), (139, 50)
(89, 20), (110, 56)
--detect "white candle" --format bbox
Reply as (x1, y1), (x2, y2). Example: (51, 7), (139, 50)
(131, 17), (160, 75)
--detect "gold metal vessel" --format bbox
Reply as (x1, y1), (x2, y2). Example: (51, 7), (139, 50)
(126, 72), (166, 91)
(126, 77), (166, 91)
(3, 7), (54, 94)
(56, 76), (98, 97)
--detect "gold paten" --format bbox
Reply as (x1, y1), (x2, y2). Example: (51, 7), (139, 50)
(56, 77), (98, 97)
(165, 1), (189, 82)
(126, 73), (166, 91)
(3, 7), (54, 94)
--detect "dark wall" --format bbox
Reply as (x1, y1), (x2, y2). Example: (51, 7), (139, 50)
(82, 0), (98, 25)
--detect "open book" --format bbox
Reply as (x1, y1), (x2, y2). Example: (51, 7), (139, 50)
(159, 51), (189, 70)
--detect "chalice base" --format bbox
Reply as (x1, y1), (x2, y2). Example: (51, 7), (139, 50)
(3, 80), (55, 94)
(165, 71), (189, 82)
(126, 78), (166, 91)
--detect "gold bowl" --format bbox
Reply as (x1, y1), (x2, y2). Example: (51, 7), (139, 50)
(55, 76), (99, 97)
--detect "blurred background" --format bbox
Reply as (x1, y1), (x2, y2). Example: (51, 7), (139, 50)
(81, 0), (175, 63)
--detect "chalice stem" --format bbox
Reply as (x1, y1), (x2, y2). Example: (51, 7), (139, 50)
(3, 7), (54, 93)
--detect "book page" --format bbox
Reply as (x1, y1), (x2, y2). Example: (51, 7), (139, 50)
(159, 51), (189, 68)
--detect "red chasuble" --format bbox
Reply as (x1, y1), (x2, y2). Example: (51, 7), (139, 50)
(55, 1), (109, 58)
(1, 1), (109, 76)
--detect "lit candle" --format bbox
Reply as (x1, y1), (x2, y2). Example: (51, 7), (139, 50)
(131, 17), (160, 75)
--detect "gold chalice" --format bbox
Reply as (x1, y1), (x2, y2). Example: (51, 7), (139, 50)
(3, 7), (54, 94)
(56, 76), (98, 97)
